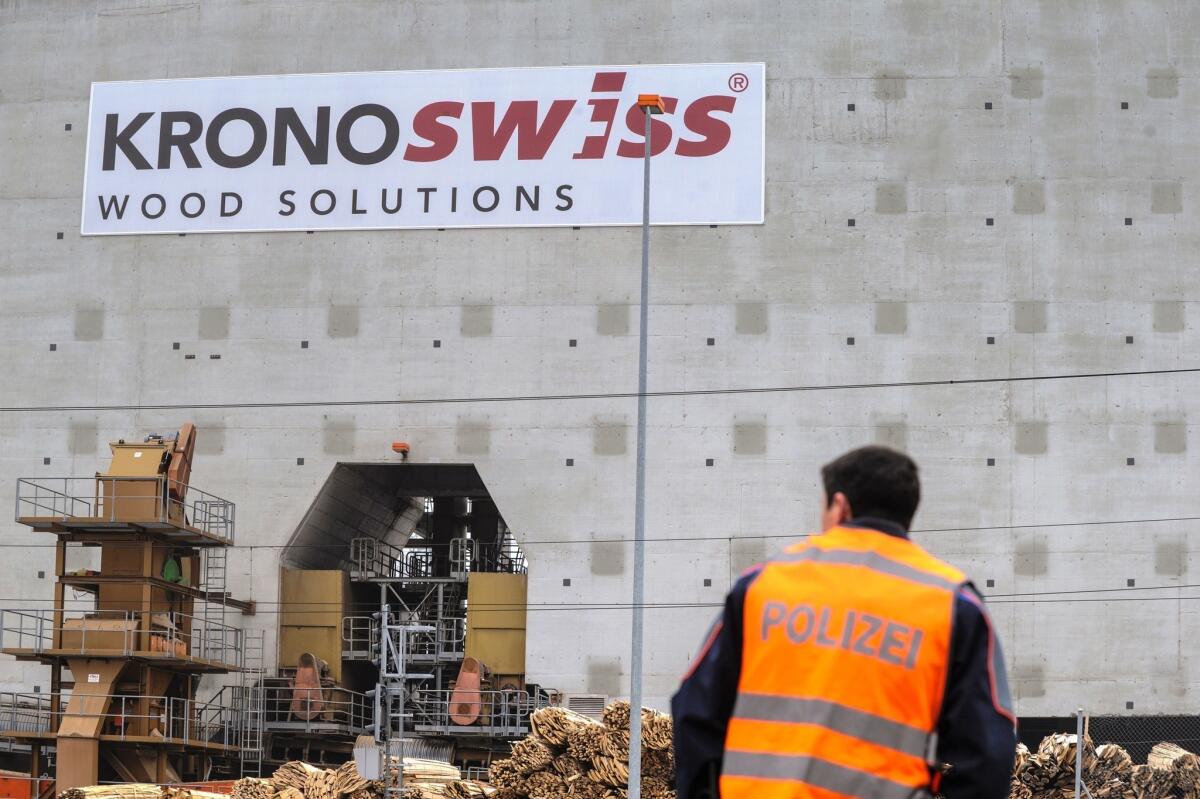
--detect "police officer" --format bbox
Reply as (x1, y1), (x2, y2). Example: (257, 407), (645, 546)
(672, 446), (1017, 799)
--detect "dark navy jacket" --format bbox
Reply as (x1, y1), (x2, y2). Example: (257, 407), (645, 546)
(671, 519), (1017, 799)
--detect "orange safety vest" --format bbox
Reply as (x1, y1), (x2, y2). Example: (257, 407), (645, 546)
(721, 525), (966, 799)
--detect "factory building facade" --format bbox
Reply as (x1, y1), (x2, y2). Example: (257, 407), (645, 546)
(1, 0), (1198, 720)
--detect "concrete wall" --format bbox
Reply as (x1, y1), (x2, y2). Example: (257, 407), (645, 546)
(1, 0), (1199, 716)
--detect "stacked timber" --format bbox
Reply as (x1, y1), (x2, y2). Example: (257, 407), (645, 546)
(488, 701), (676, 799)
(389, 757), (466, 798)
(60, 790), (225, 799)
(1007, 735), (1200, 799)
(261, 757), (462, 799)
(443, 783), (497, 799)
(55, 732), (1200, 799)
(60, 789), (164, 799)
(273, 762), (325, 792)
(232, 778), (274, 799)
(57, 757), (476, 799)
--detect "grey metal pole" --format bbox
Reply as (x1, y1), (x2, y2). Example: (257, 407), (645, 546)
(1075, 707), (1084, 799)
(628, 106), (652, 799)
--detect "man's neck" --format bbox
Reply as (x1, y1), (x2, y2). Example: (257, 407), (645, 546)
(841, 516), (909, 539)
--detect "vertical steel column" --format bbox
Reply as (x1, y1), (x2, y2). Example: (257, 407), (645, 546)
(628, 104), (653, 799)
(1075, 707), (1084, 799)
(375, 583), (391, 795)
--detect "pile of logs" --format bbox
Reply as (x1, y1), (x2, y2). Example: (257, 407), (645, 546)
(59, 788), (228, 799)
(231, 778), (274, 799)
(59, 757), (472, 799)
(56, 724), (1200, 799)
(60, 788), (164, 799)
(1009, 736), (1200, 799)
(488, 701), (676, 799)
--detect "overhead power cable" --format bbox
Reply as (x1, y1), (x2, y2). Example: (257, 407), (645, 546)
(1, 514), (1197, 550)
(3, 596), (1200, 613)
(0, 366), (1196, 413)
(14, 580), (1200, 612)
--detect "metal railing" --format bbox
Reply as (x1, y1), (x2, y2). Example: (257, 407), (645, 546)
(0, 608), (244, 667)
(261, 682), (371, 733)
(411, 617), (466, 662)
(451, 537), (528, 576)
(0, 689), (248, 747)
(342, 614), (379, 660)
(351, 538), (435, 579)
(15, 476), (235, 543)
(410, 689), (548, 737)
(344, 615), (464, 662)
(350, 536), (527, 580)
(0, 693), (62, 733)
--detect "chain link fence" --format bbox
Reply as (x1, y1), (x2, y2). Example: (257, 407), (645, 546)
(1009, 711), (1200, 799)
(1088, 714), (1200, 765)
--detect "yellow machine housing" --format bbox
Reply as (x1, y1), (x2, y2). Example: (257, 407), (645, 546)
(465, 572), (527, 685)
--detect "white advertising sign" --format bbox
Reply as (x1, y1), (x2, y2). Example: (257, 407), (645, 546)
(81, 63), (765, 235)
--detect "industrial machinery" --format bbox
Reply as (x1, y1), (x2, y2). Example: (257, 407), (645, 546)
(0, 425), (261, 789)
(267, 474), (555, 772)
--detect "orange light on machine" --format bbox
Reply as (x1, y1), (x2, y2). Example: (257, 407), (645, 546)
(637, 94), (666, 115)
(392, 441), (410, 460)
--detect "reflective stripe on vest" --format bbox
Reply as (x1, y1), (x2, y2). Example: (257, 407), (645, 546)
(732, 693), (930, 759)
(721, 526), (964, 799)
(773, 547), (962, 592)
(723, 751), (933, 799)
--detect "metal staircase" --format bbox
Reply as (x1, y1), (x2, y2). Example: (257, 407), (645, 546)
(372, 609), (434, 799)
(198, 546), (228, 662)
(239, 629), (266, 776)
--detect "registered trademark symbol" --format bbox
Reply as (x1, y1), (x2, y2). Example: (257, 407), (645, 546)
(729, 72), (749, 92)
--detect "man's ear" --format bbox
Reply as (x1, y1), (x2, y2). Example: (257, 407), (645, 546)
(833, 491), (852, 522)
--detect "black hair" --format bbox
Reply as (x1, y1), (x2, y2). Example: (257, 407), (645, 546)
(820, 445), (920, 529)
